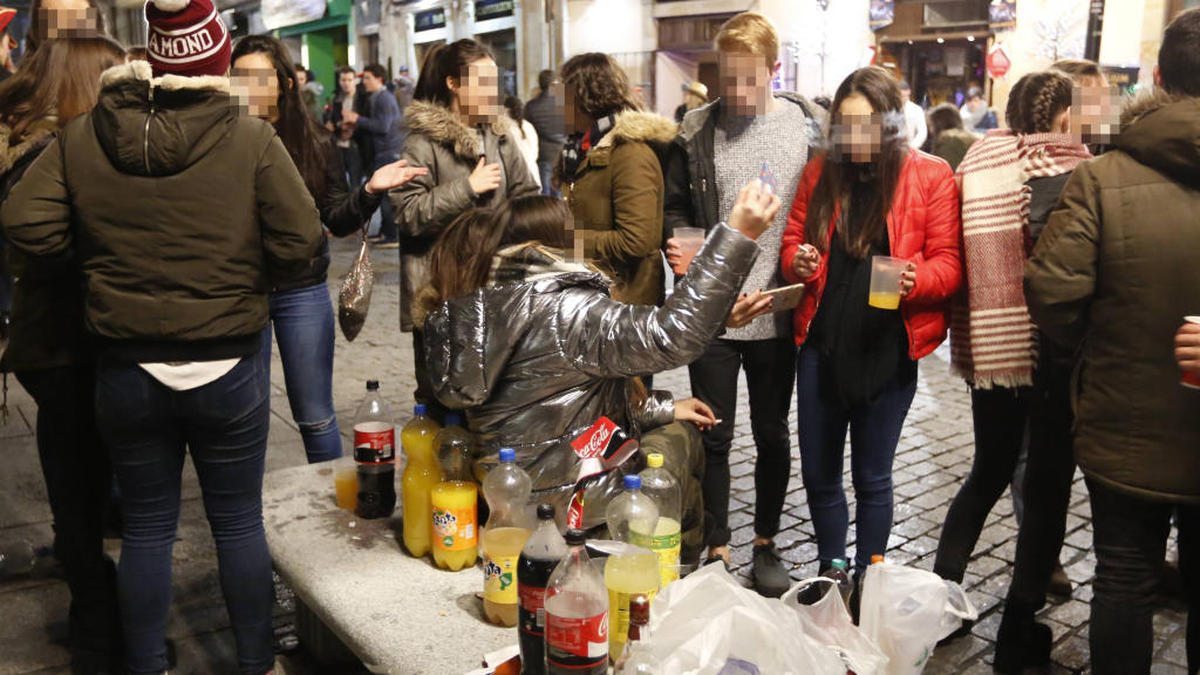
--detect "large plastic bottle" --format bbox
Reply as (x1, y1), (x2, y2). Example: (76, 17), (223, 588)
(603, 475), (660, 664)
(518, 504), (568, 675)
(400, 404), (441, 556)
(482, 448), (534, 626)
(431, 422), (478, 571)
(435, 413), (473, 482)
(635, 453), (682, 586)
(353, 380), (397, 520)
(545, 529), (609, 675)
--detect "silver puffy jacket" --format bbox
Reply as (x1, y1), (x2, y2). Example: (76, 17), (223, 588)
(423, 224), (759, 527)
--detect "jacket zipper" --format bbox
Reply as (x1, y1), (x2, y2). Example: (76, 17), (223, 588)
(143, 84), (156, 174)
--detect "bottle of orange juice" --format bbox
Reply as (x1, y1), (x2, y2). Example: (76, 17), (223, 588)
(401, 405), (441, 558)
(431, 421), (479, 571)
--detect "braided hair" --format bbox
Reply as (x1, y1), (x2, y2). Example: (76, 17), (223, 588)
(1011, 70), (1073, 135)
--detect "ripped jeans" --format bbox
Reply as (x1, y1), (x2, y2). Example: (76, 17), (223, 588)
(265, 283), (343, 463)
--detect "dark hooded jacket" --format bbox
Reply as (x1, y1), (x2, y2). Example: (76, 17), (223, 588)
(1, 61), (323, 363)
(1025, 91), (1200, 503)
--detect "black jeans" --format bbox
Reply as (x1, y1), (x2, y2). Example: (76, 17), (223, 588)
(96, 356), (274, 675)
(689, 338), (795, 548)
(1087, 479), (1200, 675)
(374, 152), (400, 241)
(15, 366), (119, 663)
(934, 386), (1031, 582)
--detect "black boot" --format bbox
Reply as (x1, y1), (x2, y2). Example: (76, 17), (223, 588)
(993, 611), (1052, 673)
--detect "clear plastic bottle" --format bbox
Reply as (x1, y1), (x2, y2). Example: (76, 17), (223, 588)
(482, 448), (534, 626)
(615, 594), (661, 674)
(518, 504), (568, 675)
(400, 404), (441, 556)
(545, 529), (609, 675)
(636, 453), (682, 586)
(431, 419), (478, 571)
(435, 413), (473, 482)
(353, 380), (397, 520)
(604, 475), (660, 663)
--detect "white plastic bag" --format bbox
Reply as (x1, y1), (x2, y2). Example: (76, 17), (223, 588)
(858, 562), (978, 675)
(782, 578), (889, 675)
(642, 564), (846, 674)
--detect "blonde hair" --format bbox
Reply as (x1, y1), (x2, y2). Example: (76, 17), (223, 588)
(715, 12), (779, 70)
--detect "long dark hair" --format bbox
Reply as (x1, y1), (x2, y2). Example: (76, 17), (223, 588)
(232, 35), (330, 200)
(417, 196), (571, 320)
(1010, 70), (1073, 134)
(0, 36), (125, 142)
(560, 52), (643, 119)
(806, 66), (908, 258)
(414, 38), (494, 109)
(504, 96), (526, 138)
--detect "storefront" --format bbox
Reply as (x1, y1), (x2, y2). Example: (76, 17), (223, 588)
(264, 0), (354, 97)
(872, 0), (992, 108)
(470, 0), (518, 98)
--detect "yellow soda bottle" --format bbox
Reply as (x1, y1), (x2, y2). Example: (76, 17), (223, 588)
(431, 414), (478, 571)
(633, 453), (682, 586)
(481, 448), (533, 626)
(604, 475), (660, 663)
(400, 404), (441, 557)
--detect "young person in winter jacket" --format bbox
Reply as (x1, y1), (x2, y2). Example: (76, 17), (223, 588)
(419, 183), (778, 535)
(661, 11), (824, 597)
(781, 66), (962, 583)
(558, 52), (675, 311)
(934, 71), (1092, 664)
(1, 2), (323, 673)
(391, 38), (540, 417)
(324, 66), (369, 187)
(230, 35), (427, 464)
(0, 34), (126, 675)
(345, 63), (404, 246)
(524, 68), (566, 196)
(1022, 9), (1200, 672)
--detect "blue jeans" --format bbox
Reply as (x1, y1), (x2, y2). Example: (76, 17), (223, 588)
(796, 346), (917, 571)
(538, 159), (561, 198)
(266, 283), (343, 463)
(96, 355), (274, 675)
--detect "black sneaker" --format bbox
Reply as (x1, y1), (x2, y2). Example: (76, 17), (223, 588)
(751, 543), (791, 598)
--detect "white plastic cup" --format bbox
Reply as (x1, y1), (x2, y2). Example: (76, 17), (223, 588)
(868, 256), (906, 310)
(672, 227), (705, 275)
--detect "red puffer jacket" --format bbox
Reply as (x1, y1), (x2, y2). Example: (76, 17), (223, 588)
(780, 149), (963, 360)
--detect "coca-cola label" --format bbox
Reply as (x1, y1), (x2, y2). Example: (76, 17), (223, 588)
(353, 423), (394, 465)
(546, 611), (608, 661)
(566, 489), (586, 530)
(518, 583), (546, 634)
(570, 417), (617, 460)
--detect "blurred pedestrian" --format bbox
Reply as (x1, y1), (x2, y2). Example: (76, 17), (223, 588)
(343, 63), (403, 247)
(662, 10), (824, 596)
(417, 184), (777, 534)
(2, 1), (324, 672)
(936, 70), (1092, 661)
(960, 86), (997, 133)
(1022, 9), (1200, 673)
(925, 102), (977, 172)
(524, 68), (565, 196)
(503, 95), (541, 190)
(391, 38), (539, 420)
(231, 35), (427, 464)
(293, 63), (322, 120)
(898, 80), (927, 150)
(325, 65), (367, 188)
(781, 66), (961, 596)
(394, 64), (415, 111)
(674, 80), (708, 123)
(0, 34), (126, 674)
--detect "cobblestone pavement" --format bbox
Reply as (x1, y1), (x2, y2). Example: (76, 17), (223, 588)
(0, 236), (1188, 674)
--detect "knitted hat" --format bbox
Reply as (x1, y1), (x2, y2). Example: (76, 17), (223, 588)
(145, 0), (231, 78)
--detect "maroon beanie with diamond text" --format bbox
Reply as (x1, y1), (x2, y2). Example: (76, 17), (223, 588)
(145, 0), (231, 78)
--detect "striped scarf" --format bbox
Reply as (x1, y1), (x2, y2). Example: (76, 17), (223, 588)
(950, 130), (1091, 388)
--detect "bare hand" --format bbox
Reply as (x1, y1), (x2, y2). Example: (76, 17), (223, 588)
(469, 156), (502, 195)
(342, 110), (359, 124)
(791, 243), (820, 279)
(728, 180), (781, 241)
(727, 290), (773, 329)
(674, 398), (718, 431)
(324, 122), (335, 132)
(665, 237), (682, 269)
(1176, 322), (1200, 377)
(899, 262), (917, 298)
(365, 160), (429, 195)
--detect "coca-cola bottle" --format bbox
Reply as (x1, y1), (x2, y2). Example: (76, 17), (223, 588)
(518, 504), (568, 675)
(544, 529), (608, 675)
(353, 380), (396, 519)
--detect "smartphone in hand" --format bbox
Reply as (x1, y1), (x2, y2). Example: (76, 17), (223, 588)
(762, 283), (805, 311)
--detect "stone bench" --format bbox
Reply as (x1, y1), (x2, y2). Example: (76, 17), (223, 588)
(263, 462), (514, 673)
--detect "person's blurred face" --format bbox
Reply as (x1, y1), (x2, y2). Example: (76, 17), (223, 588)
(362, 71), (383, 92)
(832, 93), (882, 163)
(295, 69), (308, 88)
(450, 57), (500, 123)
(231, 52), (280, 123)
(967, 95), (984, 112)
(1071, 83), (1121, 144)
(900, 87), (912, 102)
(339, 70), (357, 96)
(719, 51), (775, 116)
(38, 0), (99, 39)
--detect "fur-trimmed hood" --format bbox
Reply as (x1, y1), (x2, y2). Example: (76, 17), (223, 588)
(593, 109), (678, 151)
(1117, 89), (1200, 188)
(93, 59), (249, 177)
(402, 99), (518, 161)
(0, 117), (58, 181)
